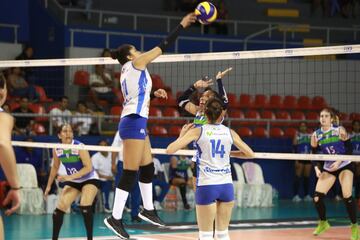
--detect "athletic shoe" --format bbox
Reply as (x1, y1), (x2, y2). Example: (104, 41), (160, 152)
(104, 216), (129, 239)
(304, 195), (313, 202)
(184, 203), (191, 210)
(104, 207), (112, 213)
(124, 206), (131, 213)
(351, 223), (359, 240)
(154, 201), (163, 210)
(313, 220), (330, 235)
(138, 209), (165, 227)
(292, 195), (302, 202)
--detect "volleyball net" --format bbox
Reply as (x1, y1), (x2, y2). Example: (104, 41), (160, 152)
(1, 44), (359, 162)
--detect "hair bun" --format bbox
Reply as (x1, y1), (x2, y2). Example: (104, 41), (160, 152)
(110, 51), (118, 60)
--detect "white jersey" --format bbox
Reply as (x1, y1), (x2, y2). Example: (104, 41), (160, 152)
(120, 61), (152, 119)
(195, 124), (233, 186)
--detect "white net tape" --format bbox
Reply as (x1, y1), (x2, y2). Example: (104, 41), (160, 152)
(12, 141), (360, 162)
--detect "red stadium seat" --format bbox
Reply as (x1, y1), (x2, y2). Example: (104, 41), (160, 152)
(269, 128), (284, 138)
(267, 95), (282, 109)
(114, 72), (121, 80)
(297, 96), (311, 110)
(9, 101), (20, 111)
(110, 106), (122, 122)
(274, 111), (290, 127)
(238, 94), (252, 109)
(311, 96), (327, 110)
(32, 123), (46, 135)
(306, 111), (319, 127)
(150, 126), (168, 136)
(228, 110), (244, 126)
(253, 94), (268, 109)
(338, 112), (349, 121)
(34, 85), (53, 102)
(282, 95), (297, 110)
(28, 103), (47, 122)
(237, 127), (252, 137)
(151, 74), (165, 89)
(243, 110), (260, 126)
(74, 70), (89, 86)
(350, 112), (360, 121)
(165, 95), (177, 107)
(162, 107), (186, 125)
(168, 126), (182, 136)
(253, 127), (268, 138)
(148, 107), (162, 124)
(284, 127), (297, 138)
(260, 110), (275, 126)
(176, 91), (184, 100)
(291, 111), (305, 120)
(227, 93), (238, 108)
(151, 97), (167, 107)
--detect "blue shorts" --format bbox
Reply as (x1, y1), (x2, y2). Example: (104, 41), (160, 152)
(195, 183), (234, 205)
(119, 114), (147, 140)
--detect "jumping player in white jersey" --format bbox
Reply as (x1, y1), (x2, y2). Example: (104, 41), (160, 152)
(103, 13), (196, 239)
(167, 98), (254, 240)
(0, 74), (21, 240)
(311, 108), (358, 240)
(44, 124), (100, 240)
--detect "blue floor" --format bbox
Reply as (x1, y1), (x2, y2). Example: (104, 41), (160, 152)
(3, 200), (357, 239)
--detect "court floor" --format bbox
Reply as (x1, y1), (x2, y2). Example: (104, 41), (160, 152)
(3, 200), (359, 239)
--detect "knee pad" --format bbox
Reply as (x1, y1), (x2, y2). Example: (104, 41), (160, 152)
(117, 169), (138, 192)
(314, 191), (325, 203)
(139, 163), (154, 183)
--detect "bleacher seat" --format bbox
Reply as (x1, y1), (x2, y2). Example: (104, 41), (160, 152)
(238, 94), (252, 109)
(28, 103), (48, 122)
(228, 110), (244, 126)
(16, 164), (44, 214)
(259, 110), (275, 126)
(306, 111), (319, 127)
(350, 112), (360, 121)
(34, 85), (53, 102)
(237, 127), (252, 137)
(253, 127), (268, 137)
(74, 70), (89, 86)
(148, 107), (162, 124)
(227, 93), (238, 108)
(150, 126), (167, 136)
(282, 95), (297, 110)
(32, 123), (46, 135)
(284, 127), (297, 138)
(274, 110), (291, 127)
(241, 162), (272, 207)
(151, 74), (165, 89)
(311, 96), (327, 110)
(339, 112), (349, 121)
(253, 94), (268, 109)
(168, 126), (182, 136)
(110, 106), (122, 122)
(267, 95), (282, 109)
(243, 110), (260, 126)
(162, 107), (186, 125)
(269, 127), (284, 137)
(291, 111), (305, 120)
(297, 96), (311, 110)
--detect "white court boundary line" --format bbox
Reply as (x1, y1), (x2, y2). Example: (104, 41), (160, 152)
(0, 44), (359, 67)
(11, 140), (360, 162)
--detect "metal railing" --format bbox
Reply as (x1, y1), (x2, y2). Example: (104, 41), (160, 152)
(0, 23), (19, 43)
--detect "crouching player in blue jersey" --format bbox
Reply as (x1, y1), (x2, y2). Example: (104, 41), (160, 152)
(44, 124), (100, 240)
(167, 98), (254, 240)
(311, 108), (359, 240)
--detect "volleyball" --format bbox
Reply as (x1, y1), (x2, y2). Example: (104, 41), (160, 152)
(194, 1), (217, 25)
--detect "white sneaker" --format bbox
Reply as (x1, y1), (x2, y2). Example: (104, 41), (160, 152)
(304, 195), (313, 202)
(154, 201), (163, 210)
(292, 195), (302, 202)
(124, 206), (131, 213)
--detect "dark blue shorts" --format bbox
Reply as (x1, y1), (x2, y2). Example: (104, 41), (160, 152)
(119, 114), (147, 140)
(195, 183), (234, 205)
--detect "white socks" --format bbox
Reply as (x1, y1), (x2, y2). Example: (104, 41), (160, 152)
(112, 188), (129, 220)
(139, 182), (154, 210)
(199, 231), (214, 240)
(215, 229), (230, 240)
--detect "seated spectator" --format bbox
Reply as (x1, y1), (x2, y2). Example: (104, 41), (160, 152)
(89, 64), (116, 109)
(152, 156), (169, 210)
(15, 137), (44, 187)
(169, 155), (192, 210)
(49, 96), (72, 133)
(12, 97), (35, 135)
(92, 139), (113, 213)
(6, 67), (38, 101)
(15, 45), (34, 80)
(101, 48), (116, 84)
(72, 101), (95, 136)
